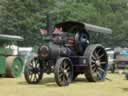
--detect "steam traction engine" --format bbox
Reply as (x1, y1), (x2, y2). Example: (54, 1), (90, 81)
(24, 21), (112, 86)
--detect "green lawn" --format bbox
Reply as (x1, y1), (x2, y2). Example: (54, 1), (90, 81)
(0, 73), (128, 96)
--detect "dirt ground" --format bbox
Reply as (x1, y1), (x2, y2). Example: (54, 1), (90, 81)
(0, 73), (128, 96)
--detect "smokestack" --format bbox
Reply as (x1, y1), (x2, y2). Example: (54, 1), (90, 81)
(47, 13), (53, 36)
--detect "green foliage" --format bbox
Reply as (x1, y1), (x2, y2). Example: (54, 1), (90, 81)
(0, 0), (55, 46)
(0, 0), (128, 47)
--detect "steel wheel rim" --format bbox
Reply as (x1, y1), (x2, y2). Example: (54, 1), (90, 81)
(90, 47), (108, 80)
(58, 60), (72, 85)
(26, 58), (42, 83)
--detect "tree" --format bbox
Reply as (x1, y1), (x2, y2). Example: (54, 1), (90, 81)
(0, 0), (55, 46)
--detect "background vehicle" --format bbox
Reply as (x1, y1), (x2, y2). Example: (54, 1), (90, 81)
(111, 48), (128, 73)
(105, 48), (115, 72)
(0, 34), (24, 78)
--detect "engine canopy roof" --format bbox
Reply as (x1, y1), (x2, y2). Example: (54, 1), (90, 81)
(55, 21), (112, 34)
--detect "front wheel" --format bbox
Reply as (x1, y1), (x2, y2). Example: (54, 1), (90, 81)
(24, 57), (43, 84)
(54, 57), (73, 86)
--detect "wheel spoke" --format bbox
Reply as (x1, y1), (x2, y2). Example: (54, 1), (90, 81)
(66, 66), (71, 72)
(64, 73), (68, 81)
(33, 74), (36, 81)
(29, 73), (33, 79)
(92, 55), (96, 60)
(62, 75), (66, 82)
(91, 63), (96, 68)
(91, 59), (96, 63)
(59, 66), (64, 72)
(36, 63), (39, 68)
(36, 74), (39, 79)
(92, 66), (97, 72)
(99, 53), (105, 59)
(100, 61), (107, 65)
(94, 51), (98, 58)
(98, 67), (105, 73)
(59, 72), (64, 78)
(32, 60), (36, 68)
(97, 71), (102, 79)
(32, 74), (35, 81)
(34, 74), (38, 81)
(97, 49), (102, 55)
(37, 71), (41, 75)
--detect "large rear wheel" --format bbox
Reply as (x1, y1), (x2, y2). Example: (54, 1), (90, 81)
(84, 44), (108, 82)
(54, 57), (73, 86)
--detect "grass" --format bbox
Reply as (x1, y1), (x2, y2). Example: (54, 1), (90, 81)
(0, 73), (128, 96)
